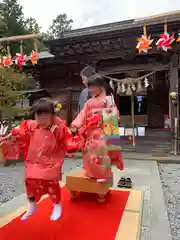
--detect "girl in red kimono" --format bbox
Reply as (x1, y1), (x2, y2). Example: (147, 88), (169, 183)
(70, 75), (124, 182)
(0, 100), (70, 221)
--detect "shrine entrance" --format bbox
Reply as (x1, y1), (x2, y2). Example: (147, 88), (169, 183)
(112, 71), (171, 153)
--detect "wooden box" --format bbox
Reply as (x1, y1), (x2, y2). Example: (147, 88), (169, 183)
(66, 168), (113, 203)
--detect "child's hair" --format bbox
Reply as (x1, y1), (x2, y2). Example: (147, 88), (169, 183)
(32, 99), (55, 116)
(80, 65), (96, 78)
(88, 74), (114, 96)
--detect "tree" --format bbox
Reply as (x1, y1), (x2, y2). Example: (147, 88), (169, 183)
(24, 17), (41, 34)
(23, 17), (42, 53)
(0, 67), (27, 120)
(0, 0), (41, 55)
(46, 14), (73, 39)
(0, 43), (34, 121)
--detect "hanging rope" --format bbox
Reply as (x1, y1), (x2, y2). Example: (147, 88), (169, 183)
(102, 63), (170, 84)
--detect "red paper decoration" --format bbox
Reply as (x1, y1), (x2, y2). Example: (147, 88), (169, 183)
(156, 32), (175, 51)
(14, 53), (27, 68)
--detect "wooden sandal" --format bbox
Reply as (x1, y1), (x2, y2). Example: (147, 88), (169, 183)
(117, 177), (126, 188)
(125, 178), (132, 188)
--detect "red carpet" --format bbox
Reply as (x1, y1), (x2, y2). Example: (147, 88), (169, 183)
(0, 188), (130, 240)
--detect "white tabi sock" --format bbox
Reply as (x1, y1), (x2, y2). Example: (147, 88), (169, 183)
(50, 203), (62, 221)
(97, 178), (106, 183)
(21, 202), (37, 221)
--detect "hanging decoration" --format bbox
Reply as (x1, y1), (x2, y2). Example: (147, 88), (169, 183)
(117, 83), (122, 95)
(2, 55), (12, 67)
(136, 81), (143, 92)
(176, 33), (180, 42)
(14, 53), (27, 68)
(103, 63), (170, 96)
(156, 21), (175, 51)
(126, 85), (132, 95)
(29, 50), (39, 65)
(131, 84), (136, 91)
(121, 84), (126, 92)
(136, 25), (153, 53)
(144, 78), (149, 88)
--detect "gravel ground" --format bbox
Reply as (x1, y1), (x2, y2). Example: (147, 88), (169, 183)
(0, 159), (82, 205)
(159, 163), (180, 240)
(0, 164), (25, 205)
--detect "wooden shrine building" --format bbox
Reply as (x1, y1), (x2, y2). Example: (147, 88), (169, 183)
(25, 10), (180, 153)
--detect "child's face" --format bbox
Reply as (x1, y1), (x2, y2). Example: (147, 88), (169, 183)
(35, 113), (53, 128)
(89, 85), (102, 96)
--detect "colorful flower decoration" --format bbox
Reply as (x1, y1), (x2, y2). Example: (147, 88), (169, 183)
(136, 35), (154, 53)
(176, 33), (180, 42)
(29, 50), (39, 65)
(14, 53), (27, 68)
(156, 33), (175, 51)
(2, 55), (12, 67)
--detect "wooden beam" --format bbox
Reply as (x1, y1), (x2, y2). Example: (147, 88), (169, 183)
(0, 33), (41, 43)
(101, 40), (113, 51)
(72, 44), (84, 54)
(90, 41), (102, 53)
(81, 43), (94, 53)
(64, 45), (75, 55)
(110, 39), (123, 50)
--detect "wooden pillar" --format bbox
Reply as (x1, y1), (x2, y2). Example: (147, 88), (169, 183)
(67, 87), (73, 125)
(169, 54), (179, 153)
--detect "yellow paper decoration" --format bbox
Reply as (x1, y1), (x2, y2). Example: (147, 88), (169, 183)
(176, 33), (180, 42)
(136, 35), (153, 53)
(57, 103), (62, 109)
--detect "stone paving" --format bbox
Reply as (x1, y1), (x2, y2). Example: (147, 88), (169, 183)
(115, 160), (172, 240)
(0, 159), (173, 240)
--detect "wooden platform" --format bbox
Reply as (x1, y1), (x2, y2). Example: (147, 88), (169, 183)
(66, 168), (113, 202)
(0, 184), (143, 240)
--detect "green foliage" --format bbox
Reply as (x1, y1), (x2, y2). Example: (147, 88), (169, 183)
(0, 66), (28, 120)
(0, 0), (74, 120)
(43, 14), (73, 40)
(0, 0), (41, 55)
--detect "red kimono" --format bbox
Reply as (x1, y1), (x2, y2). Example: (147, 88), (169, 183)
(11, 117), (70, 203)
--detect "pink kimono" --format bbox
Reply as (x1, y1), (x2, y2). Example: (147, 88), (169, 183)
(71, 95), (124, 180)
(11, 117), (70, 203)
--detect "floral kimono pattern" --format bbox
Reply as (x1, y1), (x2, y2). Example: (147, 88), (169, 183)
(71, 95), (124, 180)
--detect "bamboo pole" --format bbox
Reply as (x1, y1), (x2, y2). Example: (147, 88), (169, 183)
(143, 25), (147, 37)
(0, 34), (41, 43)
(33, 39), (38, 53)
(164, 19), (168, 33)
(20, 40), (23, 54)
(7, 44), (11, 56)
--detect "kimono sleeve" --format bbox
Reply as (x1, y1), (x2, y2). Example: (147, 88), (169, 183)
(11, 120), (31, 140)
(58, 124), (82, 153)
(71, 102), (88, 129)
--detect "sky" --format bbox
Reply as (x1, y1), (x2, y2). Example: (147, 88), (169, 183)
(19, 0), (180, 32)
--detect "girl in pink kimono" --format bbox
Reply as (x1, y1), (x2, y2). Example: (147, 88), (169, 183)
(71, 75), (124, 182)
(0, 100), (71, 221)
